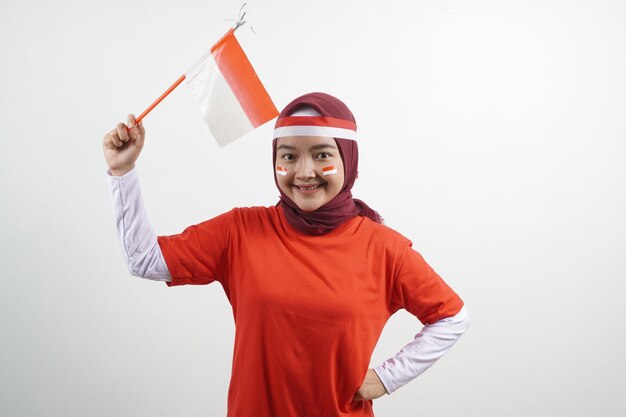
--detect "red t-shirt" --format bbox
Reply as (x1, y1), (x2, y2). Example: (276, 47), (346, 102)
(157, 206), (463, 417)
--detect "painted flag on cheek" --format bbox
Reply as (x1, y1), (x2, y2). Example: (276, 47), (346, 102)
(184, 29), (278, 146)
(276, 166), (288, 176)
(323, 166), (337, 176)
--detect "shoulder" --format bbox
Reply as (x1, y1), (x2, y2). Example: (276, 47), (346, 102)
(228, 206), (282, 229)
(361, 217), (412, 242)
(356, 216), (413, 249)
(230, 205), (279, 219)
(195, 206), (277, 227)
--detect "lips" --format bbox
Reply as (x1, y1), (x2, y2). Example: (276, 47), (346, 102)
(294, 183), (325, 192)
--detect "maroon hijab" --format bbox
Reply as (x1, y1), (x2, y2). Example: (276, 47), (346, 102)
(272, 92), (383, 235)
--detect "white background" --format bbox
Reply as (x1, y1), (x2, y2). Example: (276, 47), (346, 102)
(1, 0), (625, 416)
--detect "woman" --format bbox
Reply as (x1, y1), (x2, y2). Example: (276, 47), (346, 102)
(103, 92), (470, 417)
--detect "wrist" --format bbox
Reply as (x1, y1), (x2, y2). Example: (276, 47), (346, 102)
(110, 164), (135, 177)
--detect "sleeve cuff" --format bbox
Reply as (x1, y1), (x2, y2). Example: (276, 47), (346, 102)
(106, 166), (138, 180)
(372, 366), (395, 395)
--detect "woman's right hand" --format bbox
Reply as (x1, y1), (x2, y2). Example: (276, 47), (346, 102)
(102, 114), (146, 176)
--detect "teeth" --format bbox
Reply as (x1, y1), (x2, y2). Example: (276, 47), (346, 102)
(299, 185), (320, 190)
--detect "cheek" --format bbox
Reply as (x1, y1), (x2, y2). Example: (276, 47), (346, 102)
(275, 172), (291, 193)
(327, 170), (345, 194)
(339, 167), (346, 189)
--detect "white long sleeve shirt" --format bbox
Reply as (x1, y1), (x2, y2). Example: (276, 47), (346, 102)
(106, 167), (470, 394)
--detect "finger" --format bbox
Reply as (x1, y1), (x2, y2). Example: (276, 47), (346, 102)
(116, 122), (130, 142)
(127, 114), (144, 141)
(110, 131), (123, 147)
(103, 131), (116, 148)
(132, 119), (146, 148)
(137, 120), (145, 135)
(103, 135), (116, 150)
(127, 114), (137, 130)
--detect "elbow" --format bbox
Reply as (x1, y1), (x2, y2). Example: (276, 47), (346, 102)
(126, 251), (152, 279)
(124, 240), (159, 279)
(129, 266), (145, 279)
(458, 305), (471, 334)
(127, 251), (172, 282)
(128, 262), (149, 279)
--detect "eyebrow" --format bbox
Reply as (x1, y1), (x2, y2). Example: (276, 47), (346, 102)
(276, 143), (338, 151)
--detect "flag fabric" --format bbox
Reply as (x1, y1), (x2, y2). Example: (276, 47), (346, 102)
(184, 29), (278, 146)
(322, 166), (337, 175)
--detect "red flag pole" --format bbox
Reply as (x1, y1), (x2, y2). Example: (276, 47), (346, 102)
(135, 74), (186, 125)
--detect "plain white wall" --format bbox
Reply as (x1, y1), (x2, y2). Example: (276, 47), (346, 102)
(1, 0), (625, 416)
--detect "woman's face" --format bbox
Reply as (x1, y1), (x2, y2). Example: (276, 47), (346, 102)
(275, 136), (345, 212)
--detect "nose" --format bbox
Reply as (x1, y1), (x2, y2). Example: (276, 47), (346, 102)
(294, 157), (316, 180)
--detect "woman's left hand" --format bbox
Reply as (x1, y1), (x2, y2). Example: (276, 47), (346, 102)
(353, 369), (387, 401)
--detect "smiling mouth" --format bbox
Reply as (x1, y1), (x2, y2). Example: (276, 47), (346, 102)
(294, 183), (324, 191)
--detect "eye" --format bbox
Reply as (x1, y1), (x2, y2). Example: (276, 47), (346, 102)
(281, 154), (295, 161)
(315, 152), (331, 160)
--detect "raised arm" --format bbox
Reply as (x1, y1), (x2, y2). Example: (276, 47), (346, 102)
(103, 115), (171, 281)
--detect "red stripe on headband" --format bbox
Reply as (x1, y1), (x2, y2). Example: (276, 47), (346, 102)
(275, 116), (357, 131)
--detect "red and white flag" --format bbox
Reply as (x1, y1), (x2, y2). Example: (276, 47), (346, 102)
(185, 29), (278, 146)
(276, 166), (288, 176)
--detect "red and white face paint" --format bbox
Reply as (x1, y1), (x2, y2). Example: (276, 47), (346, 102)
(276, 166), (288, 176)
(322, 166), (337, 176)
